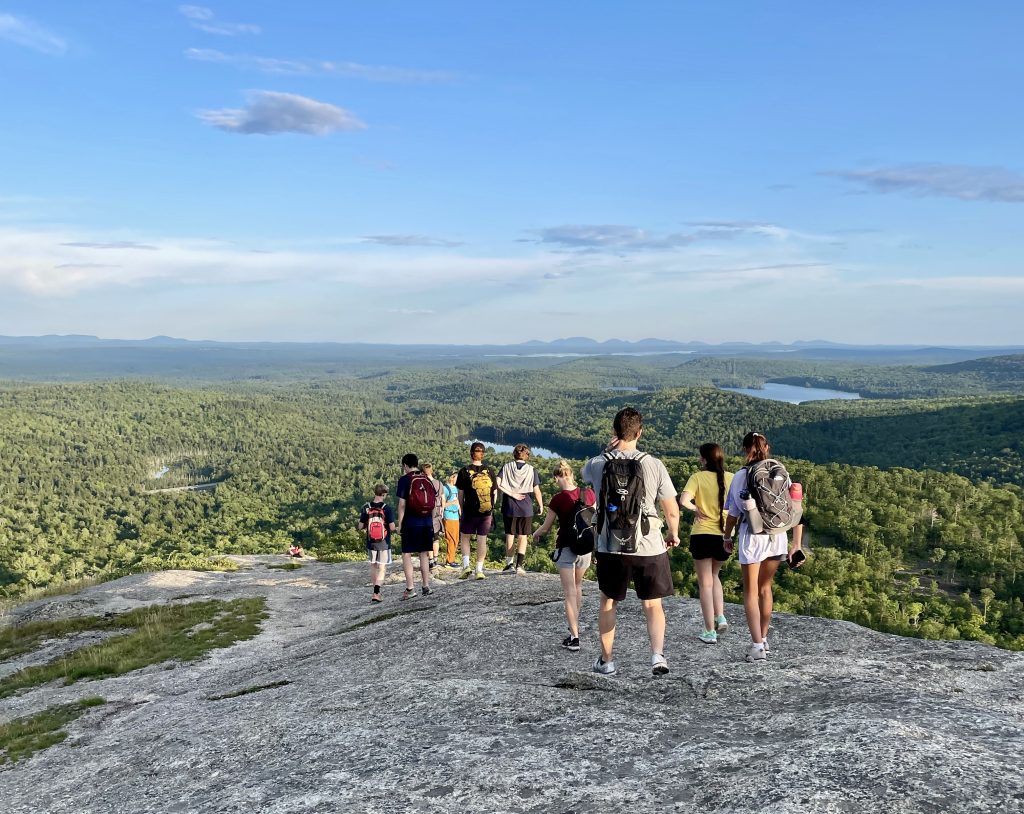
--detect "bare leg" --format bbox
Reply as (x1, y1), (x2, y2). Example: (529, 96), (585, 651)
(559, 567), (580, 637)
(460, 533), (473, 563)
(476, 534), (488, 570)
(712, 560), (725, 618)
(742, 562), (762, 642)
(504, 533), (515, 560)
(516, 534), (528, 556)
(598, 592), (617, 662)
(694, 558), (715, 630)
(575, 568), (585, 615)
(758, 559), (781, 640)
(642, 598), (666, 656)
(402, 552), (415, 590)
(419, 551), (432, 588)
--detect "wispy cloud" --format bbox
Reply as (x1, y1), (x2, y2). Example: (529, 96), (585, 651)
(890, 275), (1024, 293)
(60, 241), (159, 250)
(196, 91), (365, 136)
(0, 12), (66, 55)
(823, 163), (1024, 203)
(387, 308), (436, 316)
(184, 47), (455, 82)
(178, 5), (260, 36)
(54, 263), (123, 270)
(528, 225), (695, 251)
(362, 235), (463, 248)
(527, 221), (790, 252)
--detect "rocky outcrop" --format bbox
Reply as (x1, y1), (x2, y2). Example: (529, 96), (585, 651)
(1, 556), (1022, 813)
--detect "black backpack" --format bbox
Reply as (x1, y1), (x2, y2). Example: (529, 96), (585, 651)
(745, 458), (801, 533)
(596, 452), (649, 554)
(570, 491), (597, 556)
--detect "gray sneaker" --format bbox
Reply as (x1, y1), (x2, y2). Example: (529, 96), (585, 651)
(592, 657), (617, 675)
(745, 643), (767, 662)
(652, 653), (669, 675)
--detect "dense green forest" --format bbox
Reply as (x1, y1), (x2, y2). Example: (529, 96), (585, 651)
(1, 373), (1023, 650)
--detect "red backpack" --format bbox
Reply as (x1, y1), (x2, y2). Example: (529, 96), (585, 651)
(406, 473), (437, 517)
(365, 504), (388, 541)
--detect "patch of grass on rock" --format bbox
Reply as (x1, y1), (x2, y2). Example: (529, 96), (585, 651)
(266, 562), (303, 571)
(0, 598), (267, 699)
(0, 697), (105, 764)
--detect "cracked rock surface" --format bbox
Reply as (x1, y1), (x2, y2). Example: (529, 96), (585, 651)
(1, 556), (1023, 813)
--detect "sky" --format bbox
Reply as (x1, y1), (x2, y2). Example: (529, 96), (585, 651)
(1, 1), (1022, 345)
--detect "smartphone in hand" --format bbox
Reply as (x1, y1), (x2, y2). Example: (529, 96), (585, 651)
(789, 549), (806, 568)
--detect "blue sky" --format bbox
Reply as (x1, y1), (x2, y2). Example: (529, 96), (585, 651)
(1, 1), (1022, 344)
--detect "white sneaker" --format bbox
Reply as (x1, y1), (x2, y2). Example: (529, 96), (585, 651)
(592, 657), (617, 675)
(651, 653), (669, 676)
(763, 639), (770, 653)
(745, 643), (767, 662)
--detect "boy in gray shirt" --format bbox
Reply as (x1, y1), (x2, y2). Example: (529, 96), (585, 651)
(582, 407), (680, 676)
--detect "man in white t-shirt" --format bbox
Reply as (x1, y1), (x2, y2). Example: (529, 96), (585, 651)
(582, 407), (680, 677)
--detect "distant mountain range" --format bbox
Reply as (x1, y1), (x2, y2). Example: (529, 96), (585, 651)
(2, 334), (1022, 354)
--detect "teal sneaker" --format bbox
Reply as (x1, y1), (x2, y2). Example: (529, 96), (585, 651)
(699, 629), (718, 645)
(715, 615), (728, 633)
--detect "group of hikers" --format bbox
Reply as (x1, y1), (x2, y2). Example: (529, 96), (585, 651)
(354, 407), (806, 672)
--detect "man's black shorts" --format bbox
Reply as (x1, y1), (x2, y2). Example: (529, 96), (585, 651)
(596, 552), (674, 602)
(503, 515), (532, 536)
(400, 524), (435, 554)
(689, 533), (731, 562)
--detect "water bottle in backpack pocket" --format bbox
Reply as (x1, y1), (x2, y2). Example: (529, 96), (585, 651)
(597, 452), (649, 554)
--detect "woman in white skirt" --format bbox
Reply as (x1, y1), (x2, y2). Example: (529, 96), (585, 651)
(723, 432), (802, 662)
(532, 460), (595, 652)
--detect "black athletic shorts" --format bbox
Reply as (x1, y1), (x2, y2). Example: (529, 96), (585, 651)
(399, 524), (434, 554)
(503, 515), (531, 536)
(596, 552), (674, 602)
(689, 533), (731, 562)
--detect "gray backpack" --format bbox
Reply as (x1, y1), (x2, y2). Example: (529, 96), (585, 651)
(745, 459), (802, 533)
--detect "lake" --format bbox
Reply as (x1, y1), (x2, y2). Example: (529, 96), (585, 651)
(464, 438), (562, 459)
(720, 382), (862, 404)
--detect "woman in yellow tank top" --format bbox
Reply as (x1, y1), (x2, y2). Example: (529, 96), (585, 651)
(679, 443), (734, 644)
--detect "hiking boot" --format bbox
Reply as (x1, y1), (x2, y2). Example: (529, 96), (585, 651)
(745, 643), (767, 662)
(561, 635), (581, 652)
(421, 586), (433, 596)
(401, 587), (416, 601)
(474, 571), (486, 580)
(715, 615), (728, 633)
(515, 567), (526, 576)
(371, 593), (383, 603)
(699, 629), (718, 645)
(592, 657), (616, 675)
(502, 562), (515, 573)
(458, 568), (473, 580)
(652, 654), (669, 676)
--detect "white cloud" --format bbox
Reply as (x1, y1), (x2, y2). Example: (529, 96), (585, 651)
(528, 221), (792, 251)
(823, 163), (1024, 203)
(0, 228), (542, 296)
(184, 48), (455, 82)
(178, 5), (260, 36)
(0, 12), (66, 55)
(889, 275), (1024, 293)
(196, 91), (365, 136)
(362, 235), (463, 248)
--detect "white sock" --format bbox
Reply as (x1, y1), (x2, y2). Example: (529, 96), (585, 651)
(462, 555), (470, 567)
(476, 563), (484, 573)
